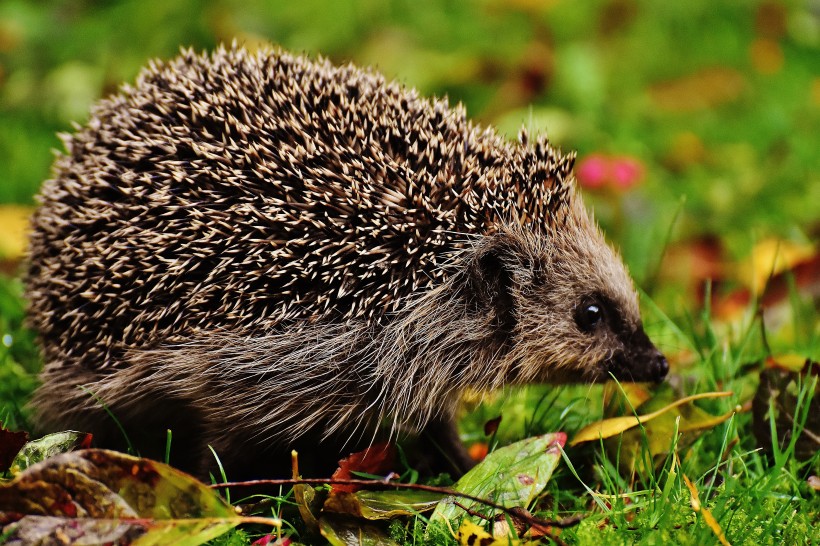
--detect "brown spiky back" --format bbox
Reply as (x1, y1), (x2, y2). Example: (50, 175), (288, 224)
(26, 46), (576, 371)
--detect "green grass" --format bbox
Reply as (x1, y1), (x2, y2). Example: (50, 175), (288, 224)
(0, 275), (38, 431)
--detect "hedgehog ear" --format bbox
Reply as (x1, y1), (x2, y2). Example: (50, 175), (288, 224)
(470, 237), (516, 332)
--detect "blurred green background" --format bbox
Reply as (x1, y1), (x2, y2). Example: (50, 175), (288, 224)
(0, 0), (817, 322)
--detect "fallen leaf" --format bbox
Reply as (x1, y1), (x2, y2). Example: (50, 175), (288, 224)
(660, 236), (727, 304)
(602, 382), (653, 415)
(765, 354), (813, 373)
(736, 238), (815, 293)
(767, 253), (820, 303)
(453, 518), (542, 546)
(324, 489), (443, 520)
(8, 430), (92, 475)
(749, 38), (783, 74)
(292, 451), (320, 534)
(319, 515), (399, 546)
(2, 514), (148, 545)
(571, 391), (734, 446)
(428, 433), (565, 540)
(0, 205), (32, 260)
(663, 131), (707, 172)
(331, 442), (396, 494)
(455, 519), (493, 545)
(605, 390), (742, 474)
(0, 449), (279, 545)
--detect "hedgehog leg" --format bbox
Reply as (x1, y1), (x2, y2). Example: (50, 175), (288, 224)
(422, 417), (476, 476)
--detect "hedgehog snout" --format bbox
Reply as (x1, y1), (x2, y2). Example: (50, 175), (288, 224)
(649, 352), (669, 383)
(604, 326), (669, 384)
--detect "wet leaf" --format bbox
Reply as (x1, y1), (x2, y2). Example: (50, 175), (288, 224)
(1, 513), (276, 546)
(292, 451), (320, 534)
(8, 430), (92, 475)
(0, 449), (279, 545)
(323, 489), (443, 520)
(1, 515), (148, 545)
(319, 515), (399, 546)
(428, 433), (565, 538)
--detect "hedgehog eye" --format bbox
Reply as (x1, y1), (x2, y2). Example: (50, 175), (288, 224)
(575, 301), (605, 333)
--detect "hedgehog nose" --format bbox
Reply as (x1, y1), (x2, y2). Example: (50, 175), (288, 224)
(652, 354), (669, 383)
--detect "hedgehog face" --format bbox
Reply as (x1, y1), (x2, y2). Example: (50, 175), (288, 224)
(568, 291), (668, 383)
(472, 218), (667, 386)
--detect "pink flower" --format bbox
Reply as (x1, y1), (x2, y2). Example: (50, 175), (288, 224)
(576, 154), (609, 189)
(610, 156), (644, 190)
(575, 154), (645, 191)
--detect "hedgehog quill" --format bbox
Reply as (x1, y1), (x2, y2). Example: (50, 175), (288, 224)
(26, 46), (668, 478)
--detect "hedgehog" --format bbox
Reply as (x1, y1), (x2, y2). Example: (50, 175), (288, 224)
(25, 46), (668, 478)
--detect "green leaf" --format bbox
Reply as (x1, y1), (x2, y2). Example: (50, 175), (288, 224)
(9, 430), (92, 475)
(319, 515), (400, 546)
(428, 432), (565, 536)
(323, 489), (444, 520)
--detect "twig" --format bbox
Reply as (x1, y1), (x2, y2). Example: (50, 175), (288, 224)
(211, 477), (585, 530)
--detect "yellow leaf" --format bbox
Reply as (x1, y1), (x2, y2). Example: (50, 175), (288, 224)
(682, 471), (731, 546)
(766, 354), (810, 372)
(737, 237), (815, 293)
(677, 406), (738, 433)
(0, 205), (33, 259)
(457, 520), (493, 546)
(455, 519), (538, 546)
(570, 391), (733, 446)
